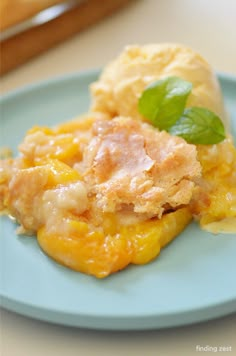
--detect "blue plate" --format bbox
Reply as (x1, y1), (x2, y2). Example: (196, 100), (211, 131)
(0, 70), (236, 330)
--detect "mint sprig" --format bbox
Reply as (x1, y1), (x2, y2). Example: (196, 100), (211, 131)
(138, 77), (226, 144)
(169, 107), (226, 144)
(138, 77), (192, 130)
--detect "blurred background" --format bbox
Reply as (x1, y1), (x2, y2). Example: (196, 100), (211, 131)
(1, 0), (236, 93)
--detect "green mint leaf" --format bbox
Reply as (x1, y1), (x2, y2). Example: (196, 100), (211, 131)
(138, 76), (192, 130)
(169, 107), (226, 144)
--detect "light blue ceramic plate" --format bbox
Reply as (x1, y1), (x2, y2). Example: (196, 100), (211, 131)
(0, 70), (236, 330)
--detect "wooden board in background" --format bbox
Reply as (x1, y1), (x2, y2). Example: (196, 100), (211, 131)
(0, 0), (132, 75)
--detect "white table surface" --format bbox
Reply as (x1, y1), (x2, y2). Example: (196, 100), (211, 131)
(0, 0), (236, 355)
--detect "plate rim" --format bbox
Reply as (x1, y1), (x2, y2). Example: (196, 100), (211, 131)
(1, 69), (236, 102)
(1, 292), (236, 330)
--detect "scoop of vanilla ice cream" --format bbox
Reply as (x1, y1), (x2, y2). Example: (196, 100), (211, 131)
(90, 43), (227, 126)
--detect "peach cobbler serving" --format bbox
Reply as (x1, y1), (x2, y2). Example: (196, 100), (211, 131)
(1, 44), (236, 278)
